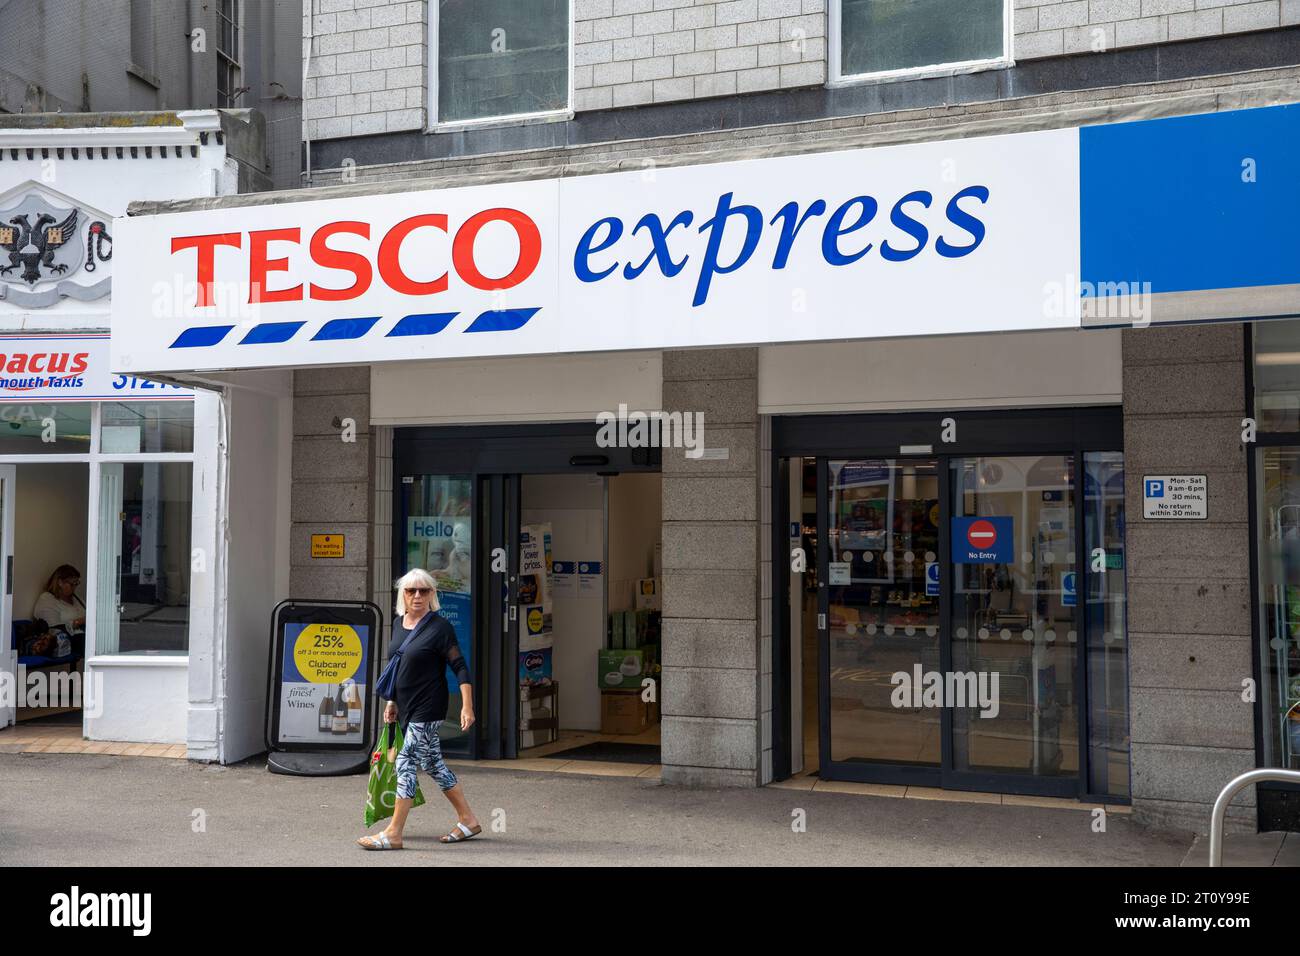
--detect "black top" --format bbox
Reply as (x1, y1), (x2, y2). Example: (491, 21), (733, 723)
(390, 611), (470, 732)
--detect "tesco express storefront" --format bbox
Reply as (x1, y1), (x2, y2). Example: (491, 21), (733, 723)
(110, 103), (1300, 824)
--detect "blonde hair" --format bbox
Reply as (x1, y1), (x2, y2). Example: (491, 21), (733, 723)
(394, 568), (440, 616)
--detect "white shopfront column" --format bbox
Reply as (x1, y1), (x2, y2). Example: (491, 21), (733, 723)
(0, 464), (15, 730)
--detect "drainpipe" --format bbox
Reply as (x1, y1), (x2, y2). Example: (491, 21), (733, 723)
(302, 0), (314, 187)
(188, 0), (204, 106)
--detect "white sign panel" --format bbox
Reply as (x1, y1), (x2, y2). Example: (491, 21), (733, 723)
(1142, 475), (1208, 520)
(0, 334), (191, 402)
(110, 127), (1081, 374)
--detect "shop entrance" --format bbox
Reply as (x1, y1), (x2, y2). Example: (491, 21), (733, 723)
(772, 408), (1131, 801)
(393, 424), (661, 763)
(1, 461), (89, 726)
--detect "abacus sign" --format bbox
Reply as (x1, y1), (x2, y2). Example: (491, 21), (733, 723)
(0, 334), (191, 401)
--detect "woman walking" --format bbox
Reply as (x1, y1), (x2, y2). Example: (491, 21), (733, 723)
(358, 568), (482, 849)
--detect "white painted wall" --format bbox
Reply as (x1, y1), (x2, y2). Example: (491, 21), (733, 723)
(758, 329), (1123, 414)
(371, 351), (662, 425)
(13, 462), (88, 623)
(522, 473), (606, 732)
(0, 114), (234, 334)
(85, 659), (187, 743)
(219, 374), (293, 763)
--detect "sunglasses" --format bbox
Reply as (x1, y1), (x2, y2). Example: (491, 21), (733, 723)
(404, 587), (432, 596)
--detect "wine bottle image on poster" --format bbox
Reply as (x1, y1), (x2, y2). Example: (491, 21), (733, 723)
(276, 622), (371, 745)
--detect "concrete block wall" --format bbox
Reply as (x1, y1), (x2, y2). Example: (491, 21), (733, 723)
(659, 348), (763, 787)
(303, 0), (427, 141)
(290, 365), (374, 601)
(574, 0), (826, 110)
(1016, 0), (1290, 60)
(302, 0), (1300, 140)
(1122, 324), (1256, 834)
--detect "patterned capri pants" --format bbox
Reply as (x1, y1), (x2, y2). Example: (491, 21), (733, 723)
(395, 720), (459, 798)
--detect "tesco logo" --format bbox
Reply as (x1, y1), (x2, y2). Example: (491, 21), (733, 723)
(163, 186), (990, 316)
(170, 207), (541, 308)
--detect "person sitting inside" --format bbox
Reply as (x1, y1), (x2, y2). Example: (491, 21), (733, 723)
(34, 564), (85, 636)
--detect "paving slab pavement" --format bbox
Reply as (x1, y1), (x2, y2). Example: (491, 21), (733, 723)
(0, 751), (1215, 867)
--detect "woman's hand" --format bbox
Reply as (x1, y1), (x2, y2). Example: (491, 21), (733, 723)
(384, 701), (397, 724)
(460, 706), (475, 732)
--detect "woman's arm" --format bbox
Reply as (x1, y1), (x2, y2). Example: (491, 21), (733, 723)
(458, 683), (475, 731)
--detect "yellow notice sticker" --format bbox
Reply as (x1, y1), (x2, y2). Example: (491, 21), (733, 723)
(311, 534), (345, 558)
(293, 623), (362, 683)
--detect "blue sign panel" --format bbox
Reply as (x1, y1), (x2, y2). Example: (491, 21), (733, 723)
(1144, 478), (1164, 499)
(1061, 571), (1077, 607)
(925, 561), (940, 596)
(951, 516), (1014, 564)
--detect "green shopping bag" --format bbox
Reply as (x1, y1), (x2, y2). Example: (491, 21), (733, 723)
(365, 722), (425, 827)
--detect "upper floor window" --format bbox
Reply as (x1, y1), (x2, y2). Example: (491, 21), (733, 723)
(832, 0), (1009, 84)
(431, 0), (571, 127)
(217, 0), (242, 107)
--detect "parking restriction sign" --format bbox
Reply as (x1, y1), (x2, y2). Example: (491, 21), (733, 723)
(1142, 475), (1207, 520)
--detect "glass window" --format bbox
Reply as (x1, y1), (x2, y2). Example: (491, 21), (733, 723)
(1256, 447), (1300, 771)
(0, 403), (92, 454)
(436, 0), (569, 124)
(101, 401), (195, 454)
(1253, 319), (1300, 432)
(401, 474), (473, 740)
(1085, 452), (1129, 798)
(95, 462), (192, 655)
(838, 0), (1005, 78)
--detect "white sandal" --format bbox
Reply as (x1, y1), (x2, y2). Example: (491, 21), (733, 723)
(357, 832), (401, 850)
(439, 822), (482, 844)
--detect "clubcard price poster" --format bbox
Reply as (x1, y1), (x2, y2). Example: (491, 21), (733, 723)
(277, 621), (370, 745)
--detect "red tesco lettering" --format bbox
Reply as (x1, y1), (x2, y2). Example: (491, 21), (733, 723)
(170, 209), (541, 308)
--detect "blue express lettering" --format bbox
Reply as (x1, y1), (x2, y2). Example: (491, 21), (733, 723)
(574, 186), (989, 306)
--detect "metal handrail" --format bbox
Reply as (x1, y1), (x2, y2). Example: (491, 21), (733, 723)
(1208, 768), (1300, 866)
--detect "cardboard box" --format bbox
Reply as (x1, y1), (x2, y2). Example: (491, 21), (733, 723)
(597, 647), (654, 690)
(601, 689), (649, 735)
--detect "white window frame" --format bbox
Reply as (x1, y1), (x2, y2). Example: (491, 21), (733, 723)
(0, 401), (196, 665)
(427, 0), (575, 133)
(828, 0), (1013, 88)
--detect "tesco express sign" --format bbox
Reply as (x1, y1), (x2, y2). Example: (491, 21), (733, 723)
(110, 126), (1080, 374)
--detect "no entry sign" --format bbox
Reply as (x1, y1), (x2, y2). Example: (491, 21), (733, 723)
(952, 516), (1013, 564)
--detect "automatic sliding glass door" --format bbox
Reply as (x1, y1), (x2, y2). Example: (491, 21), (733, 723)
(821, 458), (942, 779)
(947, 455), (1080, 794)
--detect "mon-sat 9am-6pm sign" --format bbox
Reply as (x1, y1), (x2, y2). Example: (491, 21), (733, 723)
(109, 104), (1300, 375)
